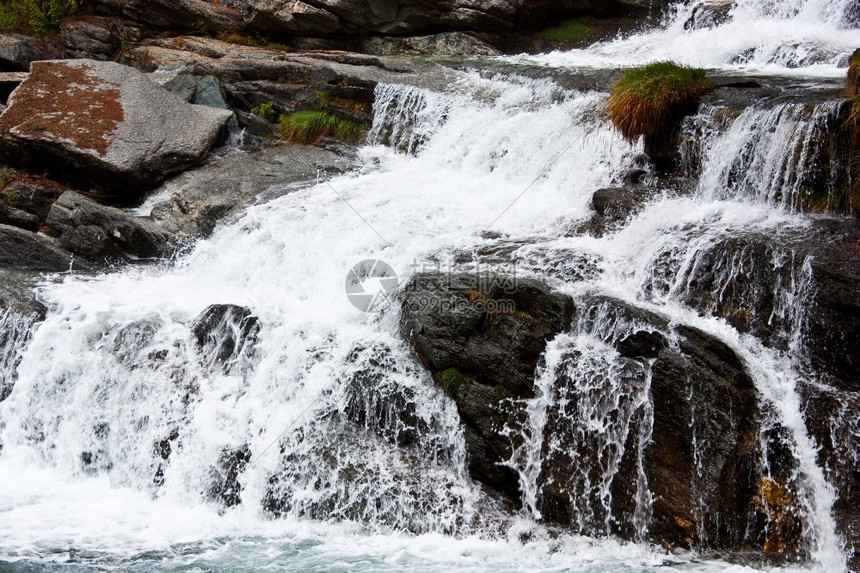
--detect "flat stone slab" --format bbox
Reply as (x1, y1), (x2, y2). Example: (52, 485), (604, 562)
(0, 59), (233, 196)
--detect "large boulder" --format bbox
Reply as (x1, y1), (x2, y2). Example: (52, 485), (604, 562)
(0, 59), (233, 197)
(650, 217), (860, 393)
(400, 272), (574, 499)
(401, 275), (804, 557)
(0, 34), (46, 72)
(148, 143), (358, 239)
(45, 191), (174, 262)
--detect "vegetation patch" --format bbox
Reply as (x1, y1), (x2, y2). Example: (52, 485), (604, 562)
(0, 0), (78, 37)
(441, 368), (463, 398)
(848, 48), (860, 97)
(607, 61), (716, 143)
(251, 101), (279, 122)
(215, 31), (291, 51)
(316, 90), (371, 114)
(279, 110), (367, 145)
(0, 167), (14, 190)
(538, 20), (591, 42)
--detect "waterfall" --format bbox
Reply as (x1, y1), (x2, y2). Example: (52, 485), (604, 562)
(1, 0), (857, 570)
(527, 0), (858, 74)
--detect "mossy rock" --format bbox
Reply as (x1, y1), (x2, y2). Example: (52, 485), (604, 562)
(607, 61), (716, 144)
(441, 368), (463, 397)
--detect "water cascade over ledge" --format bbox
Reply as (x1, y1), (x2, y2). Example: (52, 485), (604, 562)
(0, 0), (858, 571)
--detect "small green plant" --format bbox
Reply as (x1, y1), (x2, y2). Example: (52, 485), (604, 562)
(538, 20), (591, 42)
(251, 101), (279, 122)
(279, 110), (368, 144)
(607, 61), (716, 143)
(441, 368), (463, 398)
(191, 19), (209, 36)
(0, 167), (14, 189)
(0, 0), (78, 37)
(494, 384), (507, 400)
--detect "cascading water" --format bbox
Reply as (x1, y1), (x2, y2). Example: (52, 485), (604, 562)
(1, 1), (858, 571)
(526, 0), (858, 74)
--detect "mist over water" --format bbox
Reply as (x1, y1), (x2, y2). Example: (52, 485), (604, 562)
(0, 1), (858, 570)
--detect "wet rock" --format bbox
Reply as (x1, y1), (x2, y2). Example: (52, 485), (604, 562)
(262, 422), (473, 534)
(684, 0), (735, 30)
(45, 191), (174, 262)
(190, 304), (261, 376)
(0, 271), (46, 402)
(0, 224), (76, 271)
(0, 59), (233, 198)
(149, 143), (358, 239)
(401, 272), (575, 396)
(798, 383), (860, 570)
(645, 323), (759, 550)
(343, 344), (429, 448)
(207, 444), (251, 508)
(401, 272), (574, 498)
(531, 296), (762, 551)
(0, 34), (45, 72)
(588, 186), (657, 235)
(655, 217), (860, 392)
(363, 32), (501, 56)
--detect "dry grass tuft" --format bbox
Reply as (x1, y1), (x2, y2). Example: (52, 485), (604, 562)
(607, 61), (715, 142)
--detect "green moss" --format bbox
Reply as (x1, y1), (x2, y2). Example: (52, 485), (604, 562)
(0, 167), (14, 190)
(251, 101), (279, 122)
(0, 0), (77, 37)
(279, 110), (368, 144)
(441, 368), (463, 398)
(494, 384), (506, 400)
(607, 61), (716, 142)
(538, 20), (591, 42)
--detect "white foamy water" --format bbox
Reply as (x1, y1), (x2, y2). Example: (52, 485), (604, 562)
(523, 0), (860, 76)
(0, 0), (856, 570)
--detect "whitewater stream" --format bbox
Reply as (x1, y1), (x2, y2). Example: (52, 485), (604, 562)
(1, 0), (858, 571)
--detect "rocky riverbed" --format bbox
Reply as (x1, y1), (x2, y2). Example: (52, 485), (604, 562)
(0, 1), (858, 571)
